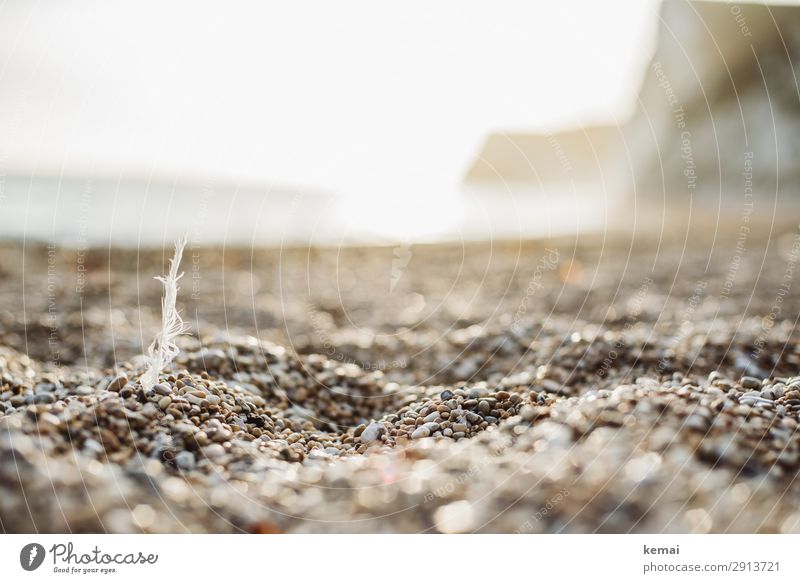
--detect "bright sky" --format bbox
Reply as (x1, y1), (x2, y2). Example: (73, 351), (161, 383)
(0, 0), (660, 239)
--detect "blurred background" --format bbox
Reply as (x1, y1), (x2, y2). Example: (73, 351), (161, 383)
(0, 0), (797, 246)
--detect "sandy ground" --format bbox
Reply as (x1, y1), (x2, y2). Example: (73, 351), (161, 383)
(2, 224), (800, 533)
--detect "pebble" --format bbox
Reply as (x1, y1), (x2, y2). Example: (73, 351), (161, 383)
(683, 415), (707, 431)
(31, 393), (55, 404)
(741, 376), (762, 390)
(434, 500), (475, 533)
(202, 443), (226, 460)
(411, 426), (431, 439)
(174, 451), (196, 471)
(740, 396), (772, 407)
(107, 375), (128, 392)
(185, 394), (204, 406)
(360, 422), (385, 444)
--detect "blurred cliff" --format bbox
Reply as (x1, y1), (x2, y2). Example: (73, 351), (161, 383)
(464, 0), (800, 231)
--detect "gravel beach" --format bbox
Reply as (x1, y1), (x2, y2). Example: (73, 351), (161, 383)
(2, 225), (800, 533)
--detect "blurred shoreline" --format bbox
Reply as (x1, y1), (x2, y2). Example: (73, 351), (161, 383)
(3, 174), (797, 252)
(0, 173), (611, 248)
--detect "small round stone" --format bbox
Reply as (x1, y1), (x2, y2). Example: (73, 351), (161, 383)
(175, 451), (196, 471)
(741, 376), (761, 390)
(360, 422), (385, 443)
(411, 426), (431, 439)
(107, 375), (128, 392)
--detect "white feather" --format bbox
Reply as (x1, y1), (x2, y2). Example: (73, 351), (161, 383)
(141, 235), (189, 390)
